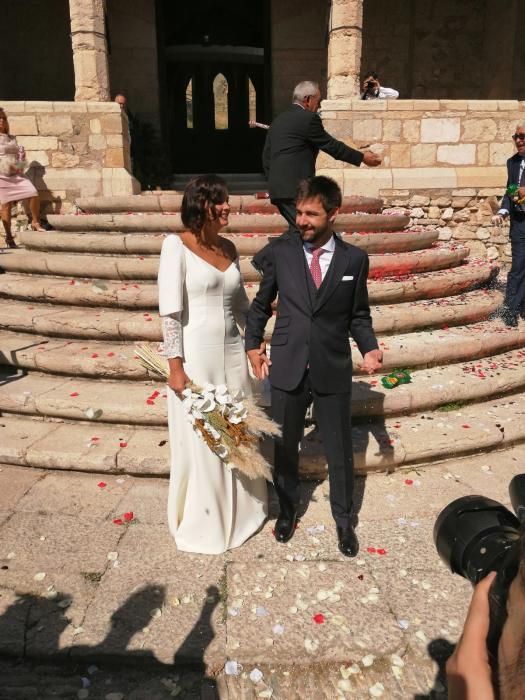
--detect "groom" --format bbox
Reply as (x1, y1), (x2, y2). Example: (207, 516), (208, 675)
(245, 176), (383, 557)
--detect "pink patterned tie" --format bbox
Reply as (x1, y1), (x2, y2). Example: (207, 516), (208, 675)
(309, 247), (324, 288)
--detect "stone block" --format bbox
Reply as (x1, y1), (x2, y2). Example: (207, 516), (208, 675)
(421, 118), (460, 143)
(440, 100), (469, 111)
(411, 144), (437, 167)
(489, 143), (510, 165)
(342, 167), (392, 197)
(106, 134), (124, 148)
(467, 100), (500, 111)
(88, 134), (107, 150)
(352, 119), (382, 142)
(51, 152), (80, 168)
(104, 148), (125, 168)
(387, 100), (414, 110)
(101, 113), (125, 134)
(437, 144), (476, 165)
(90, 118), (101, 134)
(437, 227), (452, 241)
(427, 206), (441, 219)
(27, 101), (55, 112)
(8, 116), (38, 136)
(476, 228), (491, 241)
(389, 144), (411, 167)
(467, 240), (487, 258)
(456, 166), (506, 188)
(2, 101), (26, 112)
(402, 120), (420, 142)
(477, 143), (490, 166)
(355, 100), (387, 111)
(86, 102), (121, 113)
(442, 207), (454, 220)
(462, 119), (497, 142)
(25, 150), (49, 167)
(498, 100), (520, 110)
(409, 194), (430, 207)
(382, 119), (401, 141)
(20, 136), (58, 150)
(316, 151), (344, 169)
(52, 101), (88, 113)
(430, 196), (452, 207)
(417, 100), (441, 110)
(393, 167), (457, 190)
(37, 115), (73, 136)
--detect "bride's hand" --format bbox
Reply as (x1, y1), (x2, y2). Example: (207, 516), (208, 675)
(168, 367), (190, 394)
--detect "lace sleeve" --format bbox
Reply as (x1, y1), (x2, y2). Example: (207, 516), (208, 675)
(161, 313), (183, 359)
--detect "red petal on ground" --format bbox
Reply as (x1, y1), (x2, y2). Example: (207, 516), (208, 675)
(119, 442), (128, 448)
(123, 511), (134, 521)
(91, 436), (100, 441)
(69, 280), (75, 285)
(107, 352), (115, 357)
(97, 481), (107, 488)
(367, 547), (377, 554)
(146, 399), (155, 405)
(405, 479), (413, 485)
(377, 548), (387, 555)
(312, 613), (325, 624)
(70, 392), (79, 397)
(462, 424), (471, 429)
(91, 353), (98, 358)
(113, 518), (123, 525)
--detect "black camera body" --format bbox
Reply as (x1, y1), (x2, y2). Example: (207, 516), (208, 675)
(434, 475), (525, 663)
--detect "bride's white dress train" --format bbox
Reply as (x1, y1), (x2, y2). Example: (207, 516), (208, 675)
(158, 234), (268, 554)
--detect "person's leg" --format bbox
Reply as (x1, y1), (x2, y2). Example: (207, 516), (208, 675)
(272, 199), (298, 231)
(312, 389), (354, 528)
(0, 202), (16, 247)
(29, 196), (44, 230)
(271, 375), (311, 515)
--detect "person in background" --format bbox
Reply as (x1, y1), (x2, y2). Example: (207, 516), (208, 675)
(262, 80), (382, 230)
(491, 122), (525, 327)
(361, 72), (399, 100)
(0, 108), (44, 248)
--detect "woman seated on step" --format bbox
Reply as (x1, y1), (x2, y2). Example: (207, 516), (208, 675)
(0, 107), (45, 249)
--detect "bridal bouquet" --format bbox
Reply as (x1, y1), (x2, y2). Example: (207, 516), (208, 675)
(135, 345), (279, 481)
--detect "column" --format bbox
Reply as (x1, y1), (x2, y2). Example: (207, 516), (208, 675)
(327, 0), (364, 100)
(69, 0), (110, 101)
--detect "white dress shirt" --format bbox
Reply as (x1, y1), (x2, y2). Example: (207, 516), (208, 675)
(498, 158), (525, 216)
(303, 235), (336, 282)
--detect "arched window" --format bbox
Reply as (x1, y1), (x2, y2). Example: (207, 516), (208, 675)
(186, 78), (193, 129)
(213, 73), (229, 130)
(248, 77), (257, 123)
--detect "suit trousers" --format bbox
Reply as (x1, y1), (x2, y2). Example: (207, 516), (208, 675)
(504, 225), (525, 313)
(271, 371), (354, 528)
(271, 198), (298, 231)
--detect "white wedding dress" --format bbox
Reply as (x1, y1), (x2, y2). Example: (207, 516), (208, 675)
(158, 234), (268, 554)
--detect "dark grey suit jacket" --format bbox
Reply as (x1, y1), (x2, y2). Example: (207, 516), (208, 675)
(501, 153), (525, 233)
(245, 233), (378, 393)
(262, 104), (364, 200)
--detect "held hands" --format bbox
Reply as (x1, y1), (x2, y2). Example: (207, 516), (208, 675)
(360, 349), (383, 374)
(362, 150), (382, 167)
(247, 342), (271, 380)
(446, 572), (497, 700)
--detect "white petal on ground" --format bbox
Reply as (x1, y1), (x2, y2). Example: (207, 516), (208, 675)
(361, 654), (375, 667)
(224, 660), (242, 676)
(249, 668), (264, 683)
(34, 572), (46, 581)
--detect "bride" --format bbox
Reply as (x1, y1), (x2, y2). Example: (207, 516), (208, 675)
(158, 174), (268, 554)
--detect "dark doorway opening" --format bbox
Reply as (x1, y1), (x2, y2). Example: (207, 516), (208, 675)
(157, 0), (271, 175)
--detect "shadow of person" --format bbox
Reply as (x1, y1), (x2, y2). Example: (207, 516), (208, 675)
(352, 380), (395, 472)
(413, 637), (455, 699)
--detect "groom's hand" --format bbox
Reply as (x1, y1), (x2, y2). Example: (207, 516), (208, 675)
(247, 342), (271, 380)
(360, 349), (383, 374)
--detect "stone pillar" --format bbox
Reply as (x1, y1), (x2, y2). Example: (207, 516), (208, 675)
(327, 0), (363, 100)
(69, 0), (110, 101)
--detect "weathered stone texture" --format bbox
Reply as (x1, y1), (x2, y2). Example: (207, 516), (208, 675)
(69, 0), (110, 101)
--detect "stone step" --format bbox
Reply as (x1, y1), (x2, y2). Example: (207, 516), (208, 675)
(0, 288), (503, 347)
(0, 245), (468, 282)
(1, 388), (524, 477)
(47, 212), (410, 233)
(19, 228), (438, 256)
(0, 260), (498, 309)
(75, 193), (383, 215)
(2, 345), (524, 425)
(0, 314), (518, 381)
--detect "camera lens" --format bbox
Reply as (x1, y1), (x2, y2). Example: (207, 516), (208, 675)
(433, 495), (520, 584)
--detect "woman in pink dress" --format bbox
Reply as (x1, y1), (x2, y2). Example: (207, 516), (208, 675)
(0, 108), (44, 248)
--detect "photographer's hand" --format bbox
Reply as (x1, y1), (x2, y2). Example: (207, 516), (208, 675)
(446, 571), (497, 700)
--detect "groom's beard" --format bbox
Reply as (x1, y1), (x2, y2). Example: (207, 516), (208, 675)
(299, 224), (333, 245)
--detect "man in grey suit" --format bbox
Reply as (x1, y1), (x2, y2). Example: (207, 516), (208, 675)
(263, 80), (382, 229)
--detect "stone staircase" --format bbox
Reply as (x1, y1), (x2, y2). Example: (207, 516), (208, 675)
(1, 192), (524, 479)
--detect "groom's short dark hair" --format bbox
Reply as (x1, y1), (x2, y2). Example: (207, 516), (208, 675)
(296, 176), (342, 213)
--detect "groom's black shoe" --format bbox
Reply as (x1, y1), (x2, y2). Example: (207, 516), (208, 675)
(337, 525), (359, 557)
(274, 510), (297, 543)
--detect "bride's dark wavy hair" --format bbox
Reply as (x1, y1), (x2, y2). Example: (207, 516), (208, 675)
(181, 174), (229, 235)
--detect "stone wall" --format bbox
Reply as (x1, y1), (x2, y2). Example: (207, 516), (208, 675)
(361, 0), (523, 100)
(317, 98), (524, 264)
(3, 101), (138, 215)
(1, 0), (75, 101)
(271, 0), (328, 115)
(106, 0), (162, 131)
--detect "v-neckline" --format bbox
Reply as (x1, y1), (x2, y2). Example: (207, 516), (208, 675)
(182, 244), (235, 274)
